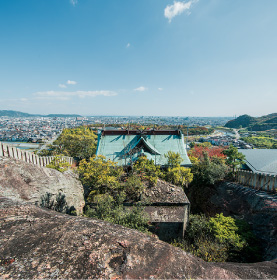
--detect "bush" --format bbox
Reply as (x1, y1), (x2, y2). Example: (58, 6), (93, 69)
(171, 213), (262, 263)
(85, 193), (150, 233)
(124, 175), (145, 201)
(78, 155), (123, 202)
(46, 155), (71, 172)
(191, 153), (227, 186)
(133, 155), (160, 186)
(166, 166), (193, 188)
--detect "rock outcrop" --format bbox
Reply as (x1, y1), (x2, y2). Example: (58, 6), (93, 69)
(0, 157), (84, 215)
(1, 197), (277, 279)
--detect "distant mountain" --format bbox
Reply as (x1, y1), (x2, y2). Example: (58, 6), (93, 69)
(0, 110), (83, 118)
(225, 113), (277, 131)
(0, 110), (36, 117)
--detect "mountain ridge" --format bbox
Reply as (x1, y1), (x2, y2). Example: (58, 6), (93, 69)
(225, 113), (277, 130)
(0, 110), (82, 118)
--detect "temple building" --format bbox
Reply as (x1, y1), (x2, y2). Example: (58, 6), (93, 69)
(96, 129), (191, 166)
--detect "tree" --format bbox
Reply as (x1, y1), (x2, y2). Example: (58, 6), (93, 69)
(223, 145), (245, 173)
(78, 155), (123, 202)
(191, 152), (227, 186)
(164, 151), (182, 168)
(166, 166), (193, 188)
(189, 145), (226, 162)
(39, 126), (97, 160)
(133, 155), (160, 186)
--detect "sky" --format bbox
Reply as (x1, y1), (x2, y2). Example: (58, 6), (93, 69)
(0, 0), (276, 117)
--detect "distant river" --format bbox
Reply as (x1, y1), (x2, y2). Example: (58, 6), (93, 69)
(1, 141), (41, 150)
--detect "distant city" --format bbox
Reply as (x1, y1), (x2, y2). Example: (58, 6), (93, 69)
(0, 111), (233, 143)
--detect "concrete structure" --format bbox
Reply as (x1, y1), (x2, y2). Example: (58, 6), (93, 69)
(96, 129), (191, 166)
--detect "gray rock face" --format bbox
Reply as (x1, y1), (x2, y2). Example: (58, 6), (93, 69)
(0, 157), (85, 215)
(1, 197), (276, 279)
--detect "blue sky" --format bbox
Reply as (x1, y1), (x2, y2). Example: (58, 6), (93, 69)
(0, 0), (276, 117)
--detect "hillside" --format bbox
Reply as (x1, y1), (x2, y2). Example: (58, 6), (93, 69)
(0, 110), (35, 117)
(225, 113), (277, 130)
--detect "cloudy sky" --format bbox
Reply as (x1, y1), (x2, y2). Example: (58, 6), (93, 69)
(0, 0), (276, 117)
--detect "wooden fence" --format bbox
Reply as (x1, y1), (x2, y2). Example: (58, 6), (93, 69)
(0, 142), (74, 167)
(236, 170), (277, 192)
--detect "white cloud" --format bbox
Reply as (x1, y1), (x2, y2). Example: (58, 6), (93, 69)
(134, 86), (148, 92)
(164, 0), (197, 22)
(58, 84), (67, 89)
(67, 80), (77, 85)
(126, 43), (131, 48)
(158, 88), (163, 91)
(70, 0), (78, 6)
(34, 90), (117, 100)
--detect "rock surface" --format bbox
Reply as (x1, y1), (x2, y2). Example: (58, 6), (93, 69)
(0, 157), (85, 215)
(1, 197), (277, 279)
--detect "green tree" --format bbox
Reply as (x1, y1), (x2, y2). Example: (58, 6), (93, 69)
(166, 166), (193, 188)
(191, 152), (227, 186)
(78, 155), (123, 202)
(164, 151), (182, 168)
(133, 155), (160, 186)
(39, 126), (97, 160)
(223, 145), (245, 173)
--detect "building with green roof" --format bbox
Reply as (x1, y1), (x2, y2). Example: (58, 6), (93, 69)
(96, 129), (191, 166)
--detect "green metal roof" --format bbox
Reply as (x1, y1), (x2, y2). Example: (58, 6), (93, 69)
(96, 130), (191, 166)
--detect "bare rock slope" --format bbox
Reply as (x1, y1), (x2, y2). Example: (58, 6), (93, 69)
(1, 198), (276, 279)
(0, 157), (84, 215)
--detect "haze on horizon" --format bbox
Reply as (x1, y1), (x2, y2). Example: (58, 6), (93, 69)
(0, 0), (276, 117)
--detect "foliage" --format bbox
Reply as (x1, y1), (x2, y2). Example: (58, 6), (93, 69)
(241, 136), (277, 149)
(133, 155), (160, 186)
(38, 126), (97, 160)
(46, 155), (71, 172)
(189, 145), (226, 162)
(191, 152), (227, 186)
(223, 145), (245, 172)
(171, 214), (262, 263)
(85, 193), (150, 233)
(124, 175), (145, 201)
(164, 151), (182, 168)
(209, 213), (246, 251)
(78, 155), (123, 202)
(166, 166), (193, 188)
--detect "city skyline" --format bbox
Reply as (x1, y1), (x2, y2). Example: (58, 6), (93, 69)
(0, 0), (277, 117)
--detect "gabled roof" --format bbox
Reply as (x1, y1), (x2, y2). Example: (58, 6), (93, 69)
(239, 149), (277, 175)
(96, 129), (191, 166)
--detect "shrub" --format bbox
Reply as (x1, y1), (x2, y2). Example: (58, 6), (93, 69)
(133, 155), (160, 186)
(171, 213), (262, 263)
(46, 155), (71, 173)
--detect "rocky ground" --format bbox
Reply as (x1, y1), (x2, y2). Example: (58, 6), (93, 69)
(0, 197), (277, 279)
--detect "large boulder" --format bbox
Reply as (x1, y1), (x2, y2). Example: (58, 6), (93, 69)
(0, 157), (84, 215)
(0, 197), (276, 279)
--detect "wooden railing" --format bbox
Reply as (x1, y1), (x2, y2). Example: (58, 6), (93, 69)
(0, 142), (73, 167)
(235, 170), (277, 192)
